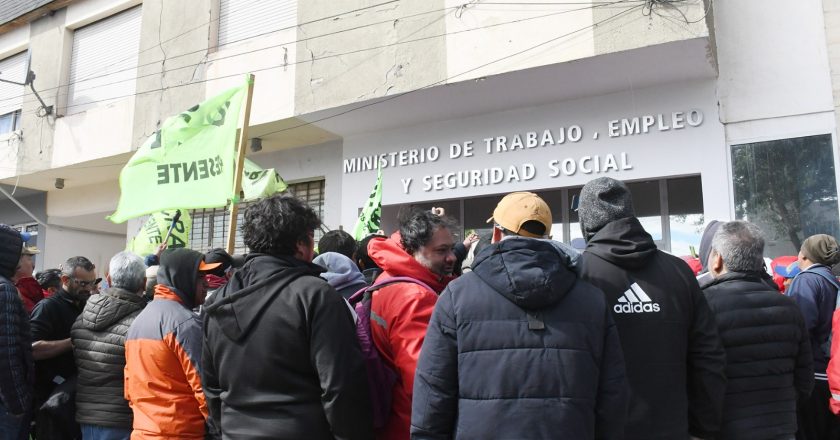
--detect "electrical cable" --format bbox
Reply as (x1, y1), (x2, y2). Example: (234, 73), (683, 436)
(0, 0), (408, 106)
(0, 2), (644, 173)
(1, 0), (644, 109)
(45, 0), (644, 113)
(257, 3), (645, 138)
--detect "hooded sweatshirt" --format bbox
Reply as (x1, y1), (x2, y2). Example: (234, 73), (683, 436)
(202, 254), (372, 440)
(411, 237), (627, 439)
(579, 217), (727, 440)
(124, 248), (208, 439)
(71, 287), (146, 428)
(313, 252), (368, 299)
(366, 232), (455, 440)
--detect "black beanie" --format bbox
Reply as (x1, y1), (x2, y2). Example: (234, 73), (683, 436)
(0, 224), (23, 279)
(578, 177), (635, 239)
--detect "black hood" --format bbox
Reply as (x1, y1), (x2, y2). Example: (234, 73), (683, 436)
(471, 237), (577, 310)
(698, 220), (722, 273)
(157, 248), (203, 309)
(585, 217), (657, 270)
(203, 254), (323, 342)
(0, 224), (22, 279)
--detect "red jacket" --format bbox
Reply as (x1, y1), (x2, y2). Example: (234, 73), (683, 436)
(368, 233), (454, 440)
(15, 276), (43, 315)
(828, 307), (840, 415)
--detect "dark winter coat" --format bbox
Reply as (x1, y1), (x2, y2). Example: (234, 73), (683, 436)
(202, 254), (372, 440)
(30, 288), (83, 405)
(785, 264), (839, 376)
(0, 274), (34, 416)
(579, 217), (727, 440)
(701, 271), (813, 440)
(71, 287), (146, 428)
(411, 237), (627, 440)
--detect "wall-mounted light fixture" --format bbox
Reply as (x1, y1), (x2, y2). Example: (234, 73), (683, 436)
(54, 178), (64, 189)
(250, 138), (262, 153)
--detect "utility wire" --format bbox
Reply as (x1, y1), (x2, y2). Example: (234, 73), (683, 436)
(0, 0), (409, 106)
(2, 0), (644, 108)
(35, 0), (643, 113)
(69, 0), (401, 85)
(257, 3), (644, 139)
(0, 2), (643, 172)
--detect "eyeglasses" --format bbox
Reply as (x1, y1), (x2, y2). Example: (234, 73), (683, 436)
(72, 277), (102, 288)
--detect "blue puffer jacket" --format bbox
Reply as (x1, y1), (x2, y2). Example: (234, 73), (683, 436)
(411, 237), (627, 440)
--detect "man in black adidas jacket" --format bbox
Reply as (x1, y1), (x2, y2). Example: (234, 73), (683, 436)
(577, 177), (726, 440)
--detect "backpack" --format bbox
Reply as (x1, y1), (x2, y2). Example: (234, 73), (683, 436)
(348, 276), (435, 429)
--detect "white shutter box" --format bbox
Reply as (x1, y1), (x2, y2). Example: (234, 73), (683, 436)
(0, 51), (27, 116)
(67, 5), (142, 114)
(218, 0), (296, 47)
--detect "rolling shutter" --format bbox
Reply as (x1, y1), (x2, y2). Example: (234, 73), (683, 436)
(218, 0), (296, 47)
(67, 6), (142, 114)
(0, 51), (27, 116)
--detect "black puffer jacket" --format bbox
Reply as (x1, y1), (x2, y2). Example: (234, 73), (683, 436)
(71, 287), (145, 428)
(411, 237), (627, 439)
(579, 217), (727, 440)
(701, 272), (813, 440)
(202, 254), (372, 440)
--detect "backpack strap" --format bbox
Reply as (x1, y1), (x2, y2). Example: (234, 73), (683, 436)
(801, 267), (840, 307)
(348, 276), (435, 305)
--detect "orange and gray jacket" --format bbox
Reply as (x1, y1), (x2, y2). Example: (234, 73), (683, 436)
(125, 270), (207, 439)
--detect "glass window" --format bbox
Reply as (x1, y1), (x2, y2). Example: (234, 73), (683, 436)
(731, 134), (840, 258)
(626, 180), (662, 243)
(0, 110), (21, 135)
(189, 179), (326, 254)
(569, 187), (583, 243)
(381, 200), (461, 237)
(668, 176), (704, 257)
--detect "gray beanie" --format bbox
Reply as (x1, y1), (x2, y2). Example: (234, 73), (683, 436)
(578, 177), (635, 239)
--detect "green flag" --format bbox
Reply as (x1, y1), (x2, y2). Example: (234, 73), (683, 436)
(108, 81), (249, 223)
(352, 166), (382, 240)
(127, 210), (192, 256)
(242, 158), (288, 201)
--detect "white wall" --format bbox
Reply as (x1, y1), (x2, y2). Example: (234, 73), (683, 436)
(0, 24), (28, 58)
(341, 79), (728, 227)
(715, 0), (835, 123)
(43, 181), (126, 274)
(205, 28), (296, 126)
(51, 97), (136, 167)
(41, 227), (126, 276)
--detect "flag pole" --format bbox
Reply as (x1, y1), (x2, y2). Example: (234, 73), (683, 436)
(226, 73), (256, 254)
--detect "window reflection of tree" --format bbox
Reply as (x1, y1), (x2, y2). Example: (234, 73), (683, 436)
(732, 134), (839, 255)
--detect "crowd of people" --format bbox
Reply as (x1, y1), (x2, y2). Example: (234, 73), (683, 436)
(1, 176), (840, 439)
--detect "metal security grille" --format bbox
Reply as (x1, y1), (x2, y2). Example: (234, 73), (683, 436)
(189, 179), (326, 254)
(286, 179), (326, 242)
(218, 0), (296, 47)
(67, 6), (142, 114)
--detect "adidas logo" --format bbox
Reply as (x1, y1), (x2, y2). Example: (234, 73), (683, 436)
(614, 283), (660, 314)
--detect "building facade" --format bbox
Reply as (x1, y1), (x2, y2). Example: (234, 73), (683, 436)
(0, 0), (837, 270)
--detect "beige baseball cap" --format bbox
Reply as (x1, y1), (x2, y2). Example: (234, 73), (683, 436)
(486, 192), (552, 238)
